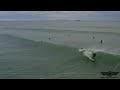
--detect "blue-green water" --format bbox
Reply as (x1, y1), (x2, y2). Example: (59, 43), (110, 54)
(0, 21), (120, 79)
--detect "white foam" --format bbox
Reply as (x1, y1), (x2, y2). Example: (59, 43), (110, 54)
(78, 47), (120, 61)
(86, 47), (120, 56)
(78, 48), (95, 61)
(83, 50), (95, 61)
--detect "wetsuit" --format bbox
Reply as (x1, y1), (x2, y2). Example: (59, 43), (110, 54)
(92, 53), (96, 58)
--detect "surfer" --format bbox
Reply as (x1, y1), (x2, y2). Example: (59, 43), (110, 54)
(92, 52), (96, 59)
(49, 37), (50, 40)
(78, 48), (96, 61)
(93, 36), (95, 39)
(100, 40), (103, 43)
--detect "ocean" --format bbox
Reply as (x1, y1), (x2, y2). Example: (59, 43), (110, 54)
(0, 20), (120, 79)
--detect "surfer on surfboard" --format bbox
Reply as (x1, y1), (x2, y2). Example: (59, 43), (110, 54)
(78, 48), (96, 61)
(92, 53), (96, 58)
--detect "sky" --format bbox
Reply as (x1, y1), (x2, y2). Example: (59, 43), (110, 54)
(0, 11), (120, 21)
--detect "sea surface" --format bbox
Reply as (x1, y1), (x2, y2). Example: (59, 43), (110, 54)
(0, 20), (120, 79)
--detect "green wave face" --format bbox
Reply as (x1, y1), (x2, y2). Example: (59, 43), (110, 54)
(0, 34), (120, 79)
(0, 21), (120, 79)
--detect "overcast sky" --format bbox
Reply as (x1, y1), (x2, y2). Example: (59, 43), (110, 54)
(0, 11), (120, 21)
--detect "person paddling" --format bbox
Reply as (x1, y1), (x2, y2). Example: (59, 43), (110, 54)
(100, 40), (103, 43)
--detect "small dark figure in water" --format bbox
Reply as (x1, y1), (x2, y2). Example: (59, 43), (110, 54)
(93, 36), (94, 39)
(100, 40), (103, 43)
(49, 37), (50, 40)
(41, 41), (43, 42)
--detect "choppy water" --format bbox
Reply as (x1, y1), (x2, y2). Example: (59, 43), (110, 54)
(0, 21), (120, 79)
